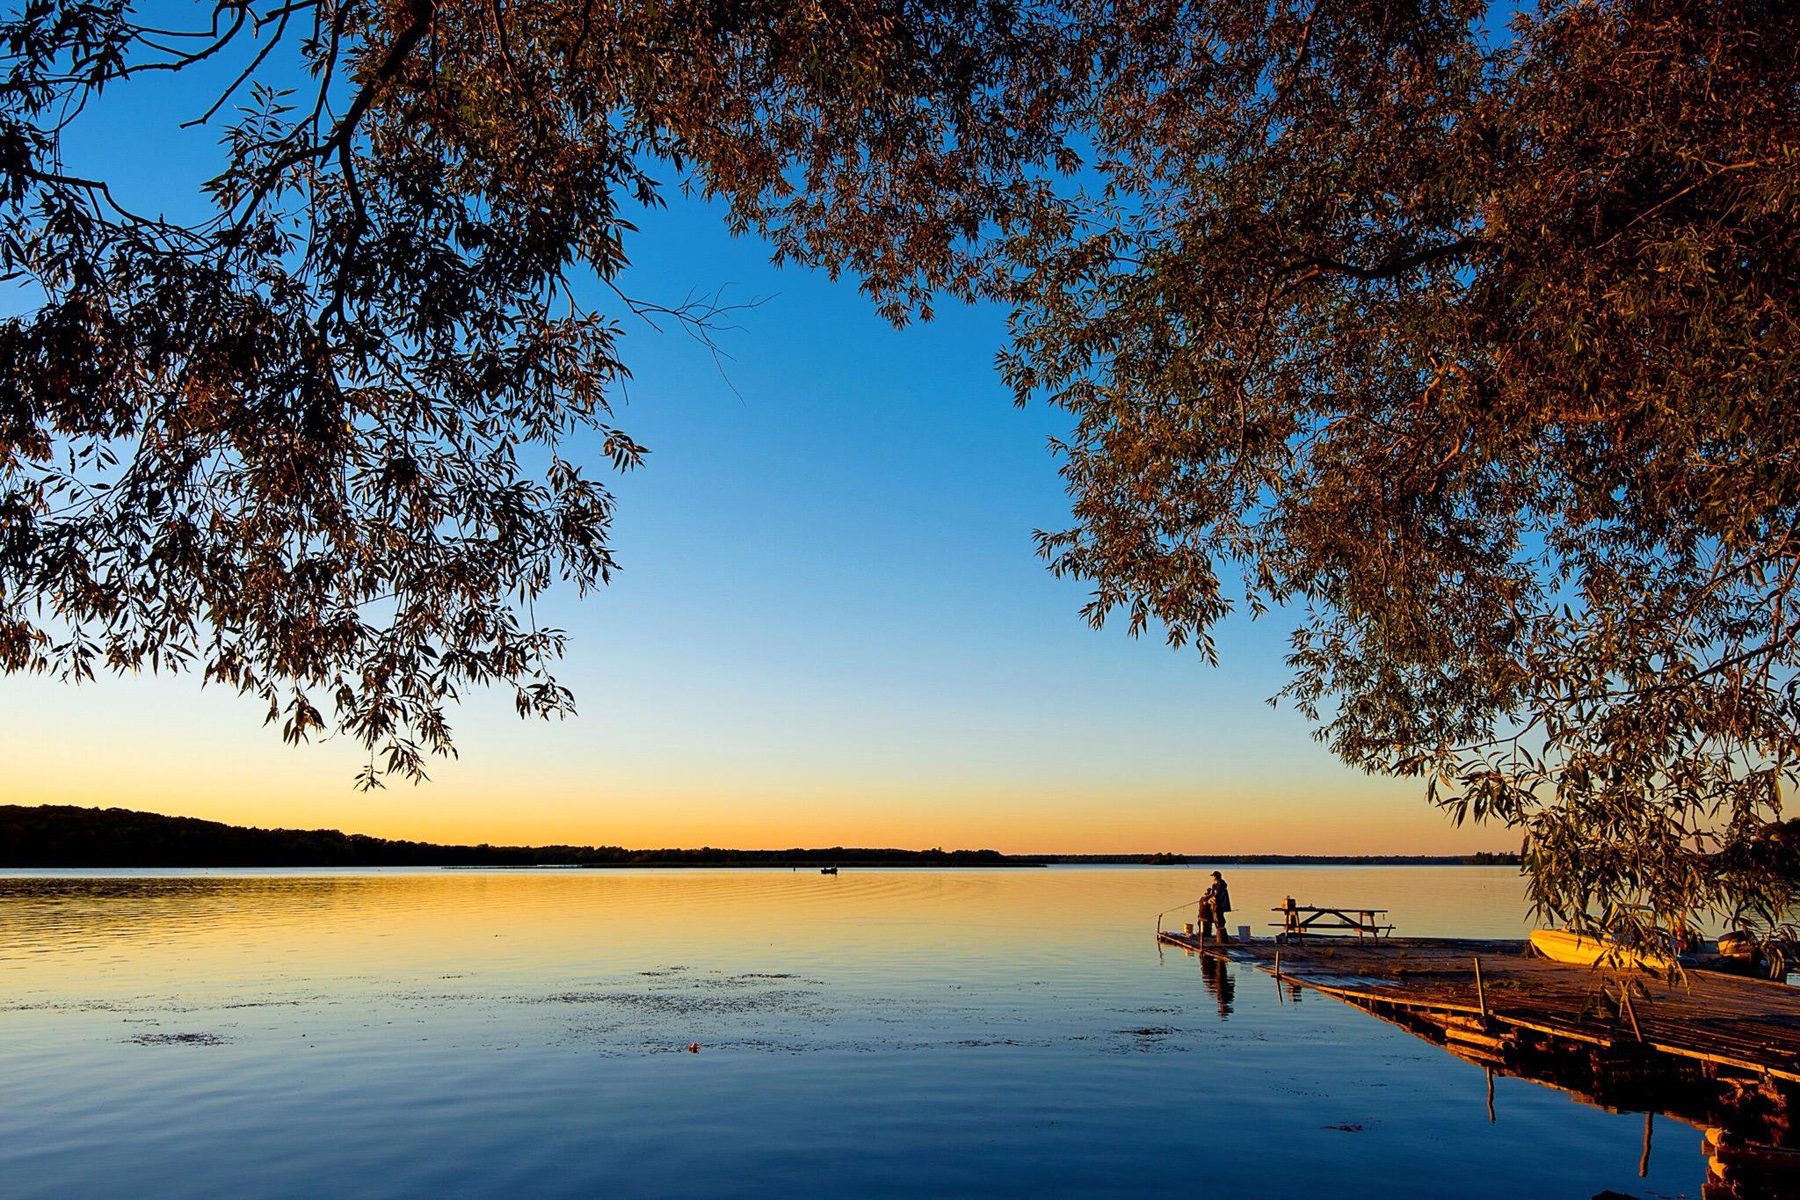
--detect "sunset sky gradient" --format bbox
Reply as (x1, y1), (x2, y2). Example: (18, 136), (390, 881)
(0, 83), (1505, 855)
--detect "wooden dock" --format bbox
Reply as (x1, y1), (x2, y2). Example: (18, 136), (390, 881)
(1160, 930), (1800, 1196)
(1159, 931), (1800, 1082)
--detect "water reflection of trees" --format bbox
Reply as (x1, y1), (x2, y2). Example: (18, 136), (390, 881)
(0, 875), (375, 949)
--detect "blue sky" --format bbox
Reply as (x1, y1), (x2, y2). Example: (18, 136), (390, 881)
(0, 14), (1508, 853)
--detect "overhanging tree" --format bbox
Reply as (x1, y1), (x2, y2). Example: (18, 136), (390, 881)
(1002, 0), (1800, 955)
(0, 0), (1076, 784)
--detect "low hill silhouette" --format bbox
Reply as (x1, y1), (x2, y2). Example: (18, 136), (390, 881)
(0, 805), (1023, 868)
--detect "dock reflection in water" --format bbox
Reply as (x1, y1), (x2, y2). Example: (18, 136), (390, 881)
(0, 866), (1722, 1197)
(1165, 928), (1800, 1198)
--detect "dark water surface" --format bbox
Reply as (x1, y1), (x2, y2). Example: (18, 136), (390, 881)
(0, 867), (1696, 1197)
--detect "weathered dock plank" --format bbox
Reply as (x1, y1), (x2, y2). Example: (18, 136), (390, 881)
(1157, 931), (1800, 1083)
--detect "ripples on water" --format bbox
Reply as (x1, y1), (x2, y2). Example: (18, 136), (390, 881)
(0, 867), (1699, 1197)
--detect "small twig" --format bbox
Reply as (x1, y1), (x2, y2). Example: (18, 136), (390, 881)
(182, 0), (297, 129)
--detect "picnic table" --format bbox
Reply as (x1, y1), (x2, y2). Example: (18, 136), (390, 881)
(1271, 898), (1394, 942)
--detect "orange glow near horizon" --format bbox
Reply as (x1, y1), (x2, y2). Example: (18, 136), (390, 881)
(20, 787), (1496, 857)
(0, 670), (1506, 855)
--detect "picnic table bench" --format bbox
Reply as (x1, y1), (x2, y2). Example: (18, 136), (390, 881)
(1272, 898), (1394, 942)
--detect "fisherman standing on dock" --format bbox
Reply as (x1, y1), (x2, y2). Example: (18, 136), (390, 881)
(1201, 871), (1233, 943)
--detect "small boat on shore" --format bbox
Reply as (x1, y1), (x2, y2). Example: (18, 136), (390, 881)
(820, 866), (838, 875)
(1529, 928), (1677, 971)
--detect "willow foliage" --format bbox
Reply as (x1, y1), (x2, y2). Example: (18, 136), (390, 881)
(0, 0), (1075, 784)
(1003, 0), (1800, 956)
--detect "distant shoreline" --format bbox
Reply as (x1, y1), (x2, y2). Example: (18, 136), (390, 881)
(0, 805), (1521, 869)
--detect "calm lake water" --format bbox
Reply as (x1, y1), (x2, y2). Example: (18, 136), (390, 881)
(0, 866), (1698, 1197)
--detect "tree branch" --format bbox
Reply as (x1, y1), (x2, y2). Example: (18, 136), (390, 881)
(1284, 235), (1484, 283)
(225, 0), (434, 240)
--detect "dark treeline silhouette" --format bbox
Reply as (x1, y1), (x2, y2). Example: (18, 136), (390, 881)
(0, 806), (1025, 868)
(0, 806), (1522, 868)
